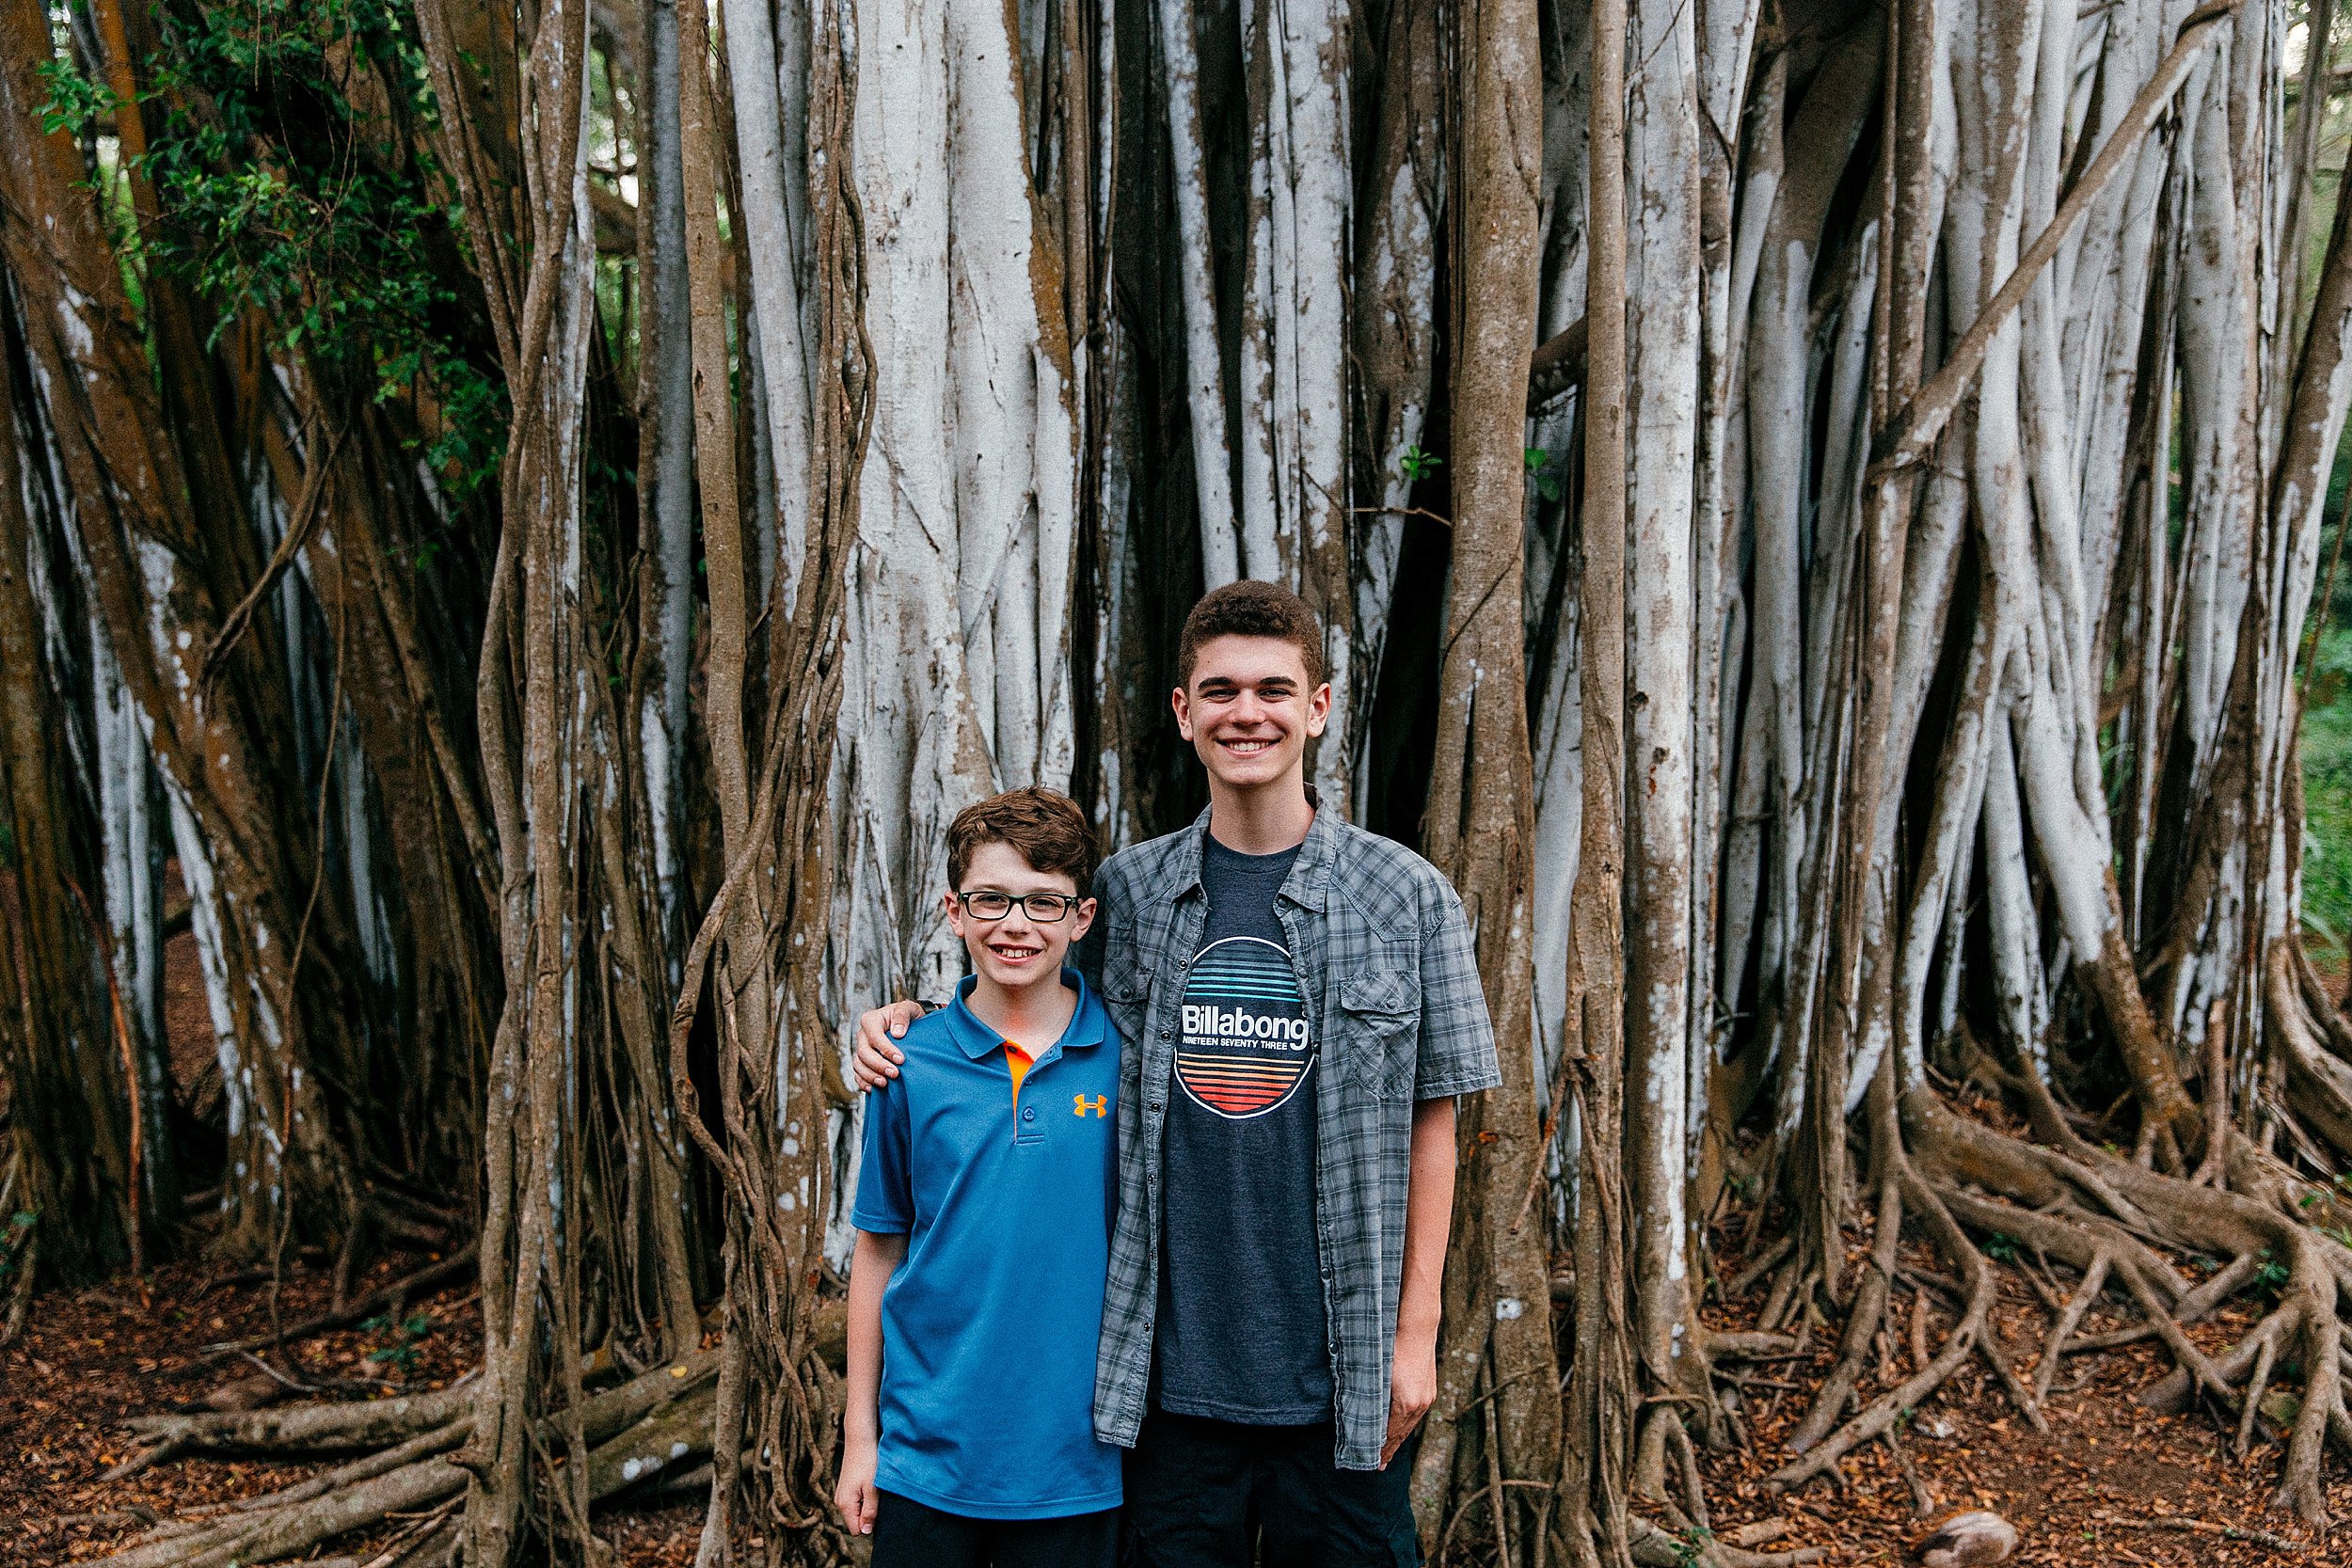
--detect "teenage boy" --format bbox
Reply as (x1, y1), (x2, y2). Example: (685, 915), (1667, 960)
(836, 787), (1123, 1568)
(854, 581), (1500, 1567)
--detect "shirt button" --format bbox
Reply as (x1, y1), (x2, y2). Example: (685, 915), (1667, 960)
(1022, 1106), (1037, 1121)
(1149, 1101), (1163, 1113)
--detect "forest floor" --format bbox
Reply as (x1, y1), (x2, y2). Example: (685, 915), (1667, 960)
(0, 1252), (703, 1567)
(1693, 1236), (2352, 1566)
(2, 901), (2347, 1564)
(4, 1226), (2349, 1566)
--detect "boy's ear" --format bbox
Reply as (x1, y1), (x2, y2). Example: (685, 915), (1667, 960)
(1070, 895), (1100, 943)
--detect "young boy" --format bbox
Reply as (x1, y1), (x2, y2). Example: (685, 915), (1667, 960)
(855, 582), (1501, 1567)
(834, 786), (1123, 1567)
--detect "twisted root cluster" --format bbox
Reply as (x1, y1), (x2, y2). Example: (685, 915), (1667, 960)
(1708, 1065), (2352, 1533)
(87, 1353), (720, 1568)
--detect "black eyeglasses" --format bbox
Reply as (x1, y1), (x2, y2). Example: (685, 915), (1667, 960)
(954, 889), (1081, 923)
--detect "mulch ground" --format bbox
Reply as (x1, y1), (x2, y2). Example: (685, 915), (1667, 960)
(8, 917), (2351, 1568)
(0, 1251), (704, 1567)
(1688, 1226), (2352, 1567)
(7, 1242), (2348, 1566)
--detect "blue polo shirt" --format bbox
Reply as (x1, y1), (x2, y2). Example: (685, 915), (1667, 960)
(850, 970), (1122, 1520)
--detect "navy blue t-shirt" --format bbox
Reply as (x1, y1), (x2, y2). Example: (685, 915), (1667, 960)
(1153, 833), (1330, 1423)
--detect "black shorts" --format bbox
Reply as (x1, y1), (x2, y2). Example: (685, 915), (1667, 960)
(1121, 1408), (1422, 1568)
(870, 1490), (1120, 1568)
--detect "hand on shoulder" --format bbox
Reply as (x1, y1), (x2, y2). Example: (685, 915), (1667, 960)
(851, 999), (926, 1089)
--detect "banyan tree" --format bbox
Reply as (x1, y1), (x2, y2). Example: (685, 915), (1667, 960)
(5, 0), (2352, 1561)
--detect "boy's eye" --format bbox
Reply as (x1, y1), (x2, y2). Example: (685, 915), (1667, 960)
(958, 891), (1075, 922)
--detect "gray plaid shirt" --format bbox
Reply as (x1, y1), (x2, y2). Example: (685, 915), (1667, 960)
(1084, 799), (1502, 1470)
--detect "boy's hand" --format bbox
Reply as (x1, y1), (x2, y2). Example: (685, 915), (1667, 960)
(834, 1434), (881, 1534)
(852, 1001), (925, 1088)
(1382, 1328), (1438, 1468)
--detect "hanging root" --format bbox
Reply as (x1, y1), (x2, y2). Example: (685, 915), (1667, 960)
(88, 1352), (723, 1567)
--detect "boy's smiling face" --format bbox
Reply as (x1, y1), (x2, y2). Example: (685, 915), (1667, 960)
(945, 841), (1097, 991)
(1172, 633), (1331, 796)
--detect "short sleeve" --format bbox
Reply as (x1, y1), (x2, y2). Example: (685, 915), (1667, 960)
(1414, 885), (1502, 1099)
(850, 1075), (914, 1233)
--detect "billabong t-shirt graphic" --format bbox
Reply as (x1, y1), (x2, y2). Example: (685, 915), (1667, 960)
(1175, 935), (1313, 1117)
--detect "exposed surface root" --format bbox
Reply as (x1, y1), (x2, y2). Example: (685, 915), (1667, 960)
(1745, 1053), (2352, 1529)
(90, 1353), (722, 1566)
(1768, 1171), (1993, 1489)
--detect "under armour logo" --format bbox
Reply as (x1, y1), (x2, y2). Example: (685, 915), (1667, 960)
(1073, 1094), (1107, 1117)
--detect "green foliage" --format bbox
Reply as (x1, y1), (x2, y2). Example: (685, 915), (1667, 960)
(0, 1210), (34, 1278)
(39, 0), (505, 495)
(359, 1308), (437, 1374)
(1986, 1231), (2019, 1263)
(36, 55), (122, 141)
(1524, 446), (1562, 503)
(1398, 444), (1442, 483)
(2299, 624), (2352, 958)
(2254, 1248), (2292, 1301)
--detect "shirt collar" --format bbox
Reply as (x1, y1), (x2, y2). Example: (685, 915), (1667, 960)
(943, 969), (1107, 1060)
(1165, 785), (1336, 911)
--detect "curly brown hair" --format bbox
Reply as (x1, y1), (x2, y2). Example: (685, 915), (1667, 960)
(945, 786), (1099, 894)
(1175, 579), (1327, 689)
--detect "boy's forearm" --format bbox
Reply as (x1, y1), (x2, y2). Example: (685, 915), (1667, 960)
(845, 1233), (902, 1440)
(1397, 1095), (1455, 1346)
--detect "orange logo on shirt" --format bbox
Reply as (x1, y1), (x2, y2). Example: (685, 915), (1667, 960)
(1073, 1094), (1107, 1117)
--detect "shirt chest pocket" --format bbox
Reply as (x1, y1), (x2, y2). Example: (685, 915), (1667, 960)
(1099, 926), (1153, 1040)
(1334, 969), (1420, 1101)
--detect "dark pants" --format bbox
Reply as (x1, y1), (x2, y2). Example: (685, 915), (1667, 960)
(871, 1490), (1120, 1568)
(1122, 1408), (1422, 1568)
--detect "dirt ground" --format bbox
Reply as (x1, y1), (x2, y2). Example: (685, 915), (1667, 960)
(1684, 1227), (2352, 1568)
(1, 900), (2344, 1563)
(5, 1238), (2348, 1567)
(0, 1253), (703, 1566)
